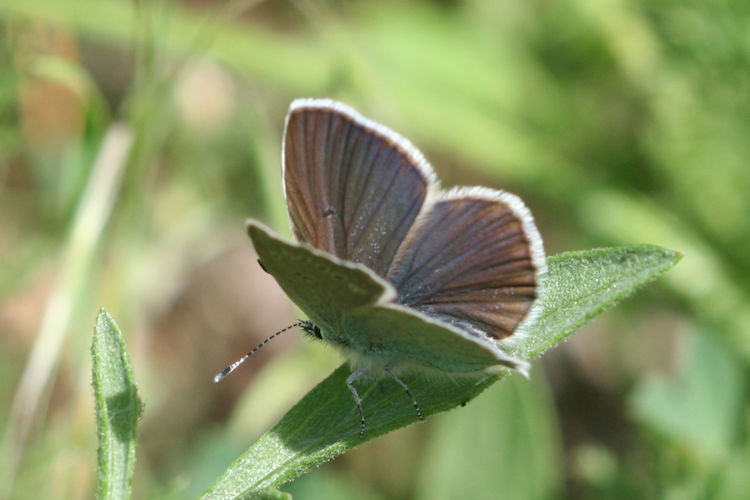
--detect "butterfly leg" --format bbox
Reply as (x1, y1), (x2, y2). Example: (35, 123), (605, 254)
(384, 367), (424, 422)
(345, 368), (368, 438)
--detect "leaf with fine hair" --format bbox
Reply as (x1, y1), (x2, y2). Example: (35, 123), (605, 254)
(201, 244), (680, 500)
(92, 308), (141, 500)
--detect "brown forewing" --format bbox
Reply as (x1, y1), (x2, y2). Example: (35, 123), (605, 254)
(284, 106), (429, 278)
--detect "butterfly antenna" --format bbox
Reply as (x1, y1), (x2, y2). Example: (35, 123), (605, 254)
(213, 321), (308, 383)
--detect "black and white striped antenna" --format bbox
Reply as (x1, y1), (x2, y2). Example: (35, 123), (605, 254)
(213, 321), (313, 383)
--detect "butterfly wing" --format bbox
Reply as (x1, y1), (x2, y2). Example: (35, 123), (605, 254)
(387, 187), (546, 341)
(247, 220), (394, 333)
(283, 99), (433, 278)
(247, 221), (526, 373)
(343, 305), (526, 373)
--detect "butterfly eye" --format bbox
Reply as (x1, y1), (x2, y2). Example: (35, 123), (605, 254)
(300, 321), (323, 339)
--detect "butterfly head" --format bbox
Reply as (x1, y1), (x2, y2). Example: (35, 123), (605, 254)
(300, 320), (323, 339)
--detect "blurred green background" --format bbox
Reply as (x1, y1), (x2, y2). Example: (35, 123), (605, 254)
(1, 0), (749, 499)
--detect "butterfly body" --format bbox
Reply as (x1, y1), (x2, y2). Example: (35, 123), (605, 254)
(246, 98), (546, 435)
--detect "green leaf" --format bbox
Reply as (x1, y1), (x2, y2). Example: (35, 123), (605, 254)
(91, 308), (142, 500)
(513, 244), (682, 359)
(201, 245), (680, 499)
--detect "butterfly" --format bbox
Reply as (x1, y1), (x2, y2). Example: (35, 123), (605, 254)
(218, 98), (546, 437)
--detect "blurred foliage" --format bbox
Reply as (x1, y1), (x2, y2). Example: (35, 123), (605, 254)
(0, 0), (748, 499)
